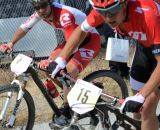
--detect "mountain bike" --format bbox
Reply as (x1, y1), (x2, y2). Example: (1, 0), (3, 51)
(0, 50), (129, 130)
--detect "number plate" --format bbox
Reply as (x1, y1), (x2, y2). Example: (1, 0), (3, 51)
(10, 54), (32, 75)
(67, 79), (102, 114)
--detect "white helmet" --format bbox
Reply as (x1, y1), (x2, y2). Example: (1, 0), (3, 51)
(89, 0), (126, 11)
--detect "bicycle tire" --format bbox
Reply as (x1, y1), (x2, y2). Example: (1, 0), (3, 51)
(84, 70), (129, 98)
(0, 84), (35, 130)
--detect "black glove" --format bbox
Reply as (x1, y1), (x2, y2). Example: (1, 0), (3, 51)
(48, 57), (66, 78)
(120, 94), (145, 113)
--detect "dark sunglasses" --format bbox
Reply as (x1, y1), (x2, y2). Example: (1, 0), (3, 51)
(33, 2), (49, 10)
(97, 3), (125, 17)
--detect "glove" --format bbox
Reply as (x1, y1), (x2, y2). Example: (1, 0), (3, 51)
(0, 42), (13, 53)
(120, 94), (145, 113)
(48, 57), (67, 78)
(38, 59), (52, 69)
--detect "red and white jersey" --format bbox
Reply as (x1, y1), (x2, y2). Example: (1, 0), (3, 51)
(82, 0), (160, 48)
(20, 2), (98, 41)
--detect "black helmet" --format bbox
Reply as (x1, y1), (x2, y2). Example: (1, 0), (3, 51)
(30, 0), (51, 10)
(31, 0), (51, 5)
(32, 0), (50, 3)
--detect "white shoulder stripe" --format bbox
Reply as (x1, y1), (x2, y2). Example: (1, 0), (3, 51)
(20, 12), (41, 32)
(81, 19), (94, 32)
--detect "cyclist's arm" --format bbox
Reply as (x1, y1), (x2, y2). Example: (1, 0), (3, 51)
(59, 9), (104, 60)
(139, 14), (160, 98)
(140, 56), (160, 98)
(59, 25), (88, 59)
(9, 27), (27, 47)
(10, 12), (41, 46)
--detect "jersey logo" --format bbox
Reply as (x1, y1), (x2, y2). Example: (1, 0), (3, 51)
(60, 13), (71, 26)
(79, 48), (94, 60)
(128, 31), (147, 41)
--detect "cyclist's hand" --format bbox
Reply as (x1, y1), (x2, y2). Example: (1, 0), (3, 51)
(38, 59), (52, 69)
(48, 57), (66, 78)
(120, 94), (145, 113)
(0, 42), (13, 53)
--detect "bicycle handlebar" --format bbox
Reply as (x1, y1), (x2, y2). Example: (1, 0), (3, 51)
(0, 50), (35, 64)
(0, 50), (76, 83)
(101, 92), (125, 104)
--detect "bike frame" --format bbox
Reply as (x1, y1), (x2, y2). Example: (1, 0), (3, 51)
(27, 67), (61, 117)
(0, 50), (78, 129)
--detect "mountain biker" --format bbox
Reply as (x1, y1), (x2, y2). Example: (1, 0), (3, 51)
(0, 0), (101, 128)
(47, 0), (160, 129)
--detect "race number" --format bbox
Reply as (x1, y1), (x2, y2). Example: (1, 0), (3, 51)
(67, 79), (102, 114)
(10, 54), (32, 76)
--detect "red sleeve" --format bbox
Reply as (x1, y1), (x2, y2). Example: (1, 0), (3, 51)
(146, 14), (160, 45)
(60, 11), (78, 41)
(86, 9), (105, 28)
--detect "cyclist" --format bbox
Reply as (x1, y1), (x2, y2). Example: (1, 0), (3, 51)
(47, 0), (160, 130)
(0, 0), (101, 128)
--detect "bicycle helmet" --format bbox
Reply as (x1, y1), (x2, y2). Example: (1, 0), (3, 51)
(31, 0), (51, 6)
(30, 0), (52, 11)
(89, 0), (126, 11)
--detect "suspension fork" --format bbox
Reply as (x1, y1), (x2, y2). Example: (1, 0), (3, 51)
(0, 91), (12, 121)
(0, 74), (29, 127)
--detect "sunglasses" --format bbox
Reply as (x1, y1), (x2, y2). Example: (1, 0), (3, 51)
(33, 2), (49, 10)
(97, 3), (125, 17)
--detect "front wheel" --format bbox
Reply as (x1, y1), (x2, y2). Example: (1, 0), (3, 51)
(0, 84), (35, 130)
